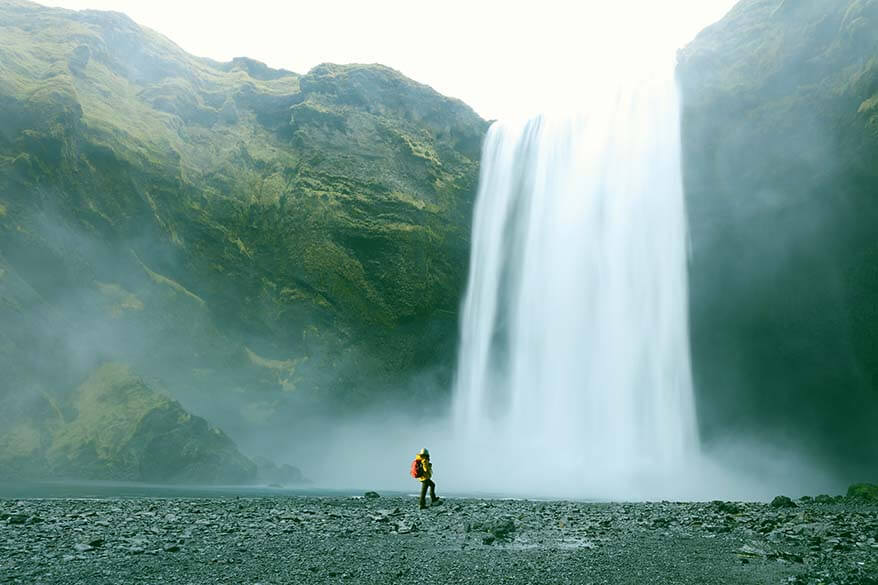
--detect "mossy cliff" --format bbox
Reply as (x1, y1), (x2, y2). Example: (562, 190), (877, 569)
(0, 363), (256, 483)
(0, 0), (487, 478)
(678, 0), (878, 473)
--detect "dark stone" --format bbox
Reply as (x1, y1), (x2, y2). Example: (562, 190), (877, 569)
(815, 494), (834, 504)
(711, 501), (742, 515)
(846, 483), (878, 503)
(7, 514), (28, 525)
(363, 491), (380, 500)
(488, 517), (516, 540)
(678, 0), (878, 479)
(253, 456), (307, 486)
(68, 45), (90, 73)
(770, 496), (796, 509)
(163, 544), (180, 552)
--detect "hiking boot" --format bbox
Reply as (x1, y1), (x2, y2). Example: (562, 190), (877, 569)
(431, 497), (443, 506)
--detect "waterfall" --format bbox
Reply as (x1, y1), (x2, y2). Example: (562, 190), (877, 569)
(451, 72), (699, 497)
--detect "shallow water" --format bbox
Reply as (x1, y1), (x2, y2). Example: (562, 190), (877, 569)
(0, 480), (374, 500)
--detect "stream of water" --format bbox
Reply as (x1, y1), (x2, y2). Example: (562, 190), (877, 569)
(452, 70), (698, 497)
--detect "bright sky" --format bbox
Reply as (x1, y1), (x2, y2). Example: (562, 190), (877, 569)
(42, 0), (739, 119)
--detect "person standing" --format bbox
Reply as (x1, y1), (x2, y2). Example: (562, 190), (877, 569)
(411, 447), (441, 509)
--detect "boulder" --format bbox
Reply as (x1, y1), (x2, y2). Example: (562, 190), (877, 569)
(846, 483), (878, 503)
(770, 496), (796, 509)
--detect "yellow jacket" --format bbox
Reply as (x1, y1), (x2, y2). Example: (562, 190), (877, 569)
(416, 455), (432, 481)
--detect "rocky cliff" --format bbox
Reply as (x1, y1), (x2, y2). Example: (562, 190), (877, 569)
(678, 0), (878, 474)
(0, 0), (487, 478)
(0, 363), (257, 482)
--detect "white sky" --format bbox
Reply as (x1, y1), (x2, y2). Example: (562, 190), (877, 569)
(42, 0), (739, 119)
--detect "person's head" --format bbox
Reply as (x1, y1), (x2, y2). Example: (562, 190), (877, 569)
(419, 447), (430, 459)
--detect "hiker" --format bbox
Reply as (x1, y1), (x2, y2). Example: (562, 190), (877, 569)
(411, 447), (441, 509)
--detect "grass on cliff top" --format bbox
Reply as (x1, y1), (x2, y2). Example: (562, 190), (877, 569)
(0, 0), (300, 175)
(680, 0), (878, 96)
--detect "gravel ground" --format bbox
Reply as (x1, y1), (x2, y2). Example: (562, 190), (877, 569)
(1, 495), (876, 584)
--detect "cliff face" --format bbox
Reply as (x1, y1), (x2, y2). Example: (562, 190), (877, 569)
(678, 0), (878, 473)
(1, 363), (257, 482)
(0, 0), (487, 476)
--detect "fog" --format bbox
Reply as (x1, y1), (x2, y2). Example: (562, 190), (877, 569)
(0, 202), (857, 499)
(3, 0), (876, 501)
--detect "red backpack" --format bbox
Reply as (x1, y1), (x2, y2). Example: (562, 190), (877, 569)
(410, 458), (423, 479)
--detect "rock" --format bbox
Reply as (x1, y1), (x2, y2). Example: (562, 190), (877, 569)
(44, 364), (258, 484)
(73, 543), (94, 552)
(87, 537), (104, 548)
(677, 0), (878, 477)
(0, 1), (488, 473)
(711, 501), (742, 515)
(67, 44), (90, 73)
(737, 544), (766, 557)
(253, 456), (307, 486)
(364, 492), (380, 500)
(768, 551), (804, 564)
(488, 517), (516, 541)
(846, 483), (878, 503)
(163, 544), (181, 552)
(6, 514), (28, 525)
(482, 534), (496, 545)
(770, 496), (796, 509)
(814, 494), (834, 504)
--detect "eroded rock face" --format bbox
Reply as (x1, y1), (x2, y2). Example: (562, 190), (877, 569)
(0, 1), (487, 477)
(678, 0), (878, 475)
(15, 363), (258, 484)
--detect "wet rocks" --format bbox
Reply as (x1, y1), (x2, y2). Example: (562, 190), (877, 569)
(0, 495), (875, 584)
(488, 517), (516, 541)
(711, 500), (742, 515)
(771, 496), (797, 509)
(846, 483), (878, 503)
(5, 514), (29, 525)
(363, 491), (381, 500)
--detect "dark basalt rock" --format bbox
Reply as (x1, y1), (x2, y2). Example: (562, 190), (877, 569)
(4, 497), (875, 583)
(846, 483), (878, 503)
(678, 0), (878, 477)
(770, 496), (796, 509)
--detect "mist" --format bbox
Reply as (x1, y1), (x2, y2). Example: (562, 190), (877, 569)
(2, 0), (876, 504)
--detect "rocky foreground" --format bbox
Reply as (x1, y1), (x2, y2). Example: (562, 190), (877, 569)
(1, 495), (876, 585)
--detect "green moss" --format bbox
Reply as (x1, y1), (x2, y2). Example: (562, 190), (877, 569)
(134, 253), (206, 307)
(49, 363), (168, 462)
(0, 422), (42, 460)
(0, 0), (488, 459)
(858, 93), (878, 114)
(846, 483), (878, 502)
(96, 281), (145, 317)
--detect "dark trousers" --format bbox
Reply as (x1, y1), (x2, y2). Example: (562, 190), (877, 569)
(419, 479), (437, 507)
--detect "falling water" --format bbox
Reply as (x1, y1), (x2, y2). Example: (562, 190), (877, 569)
(452, 71), (699, 497)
